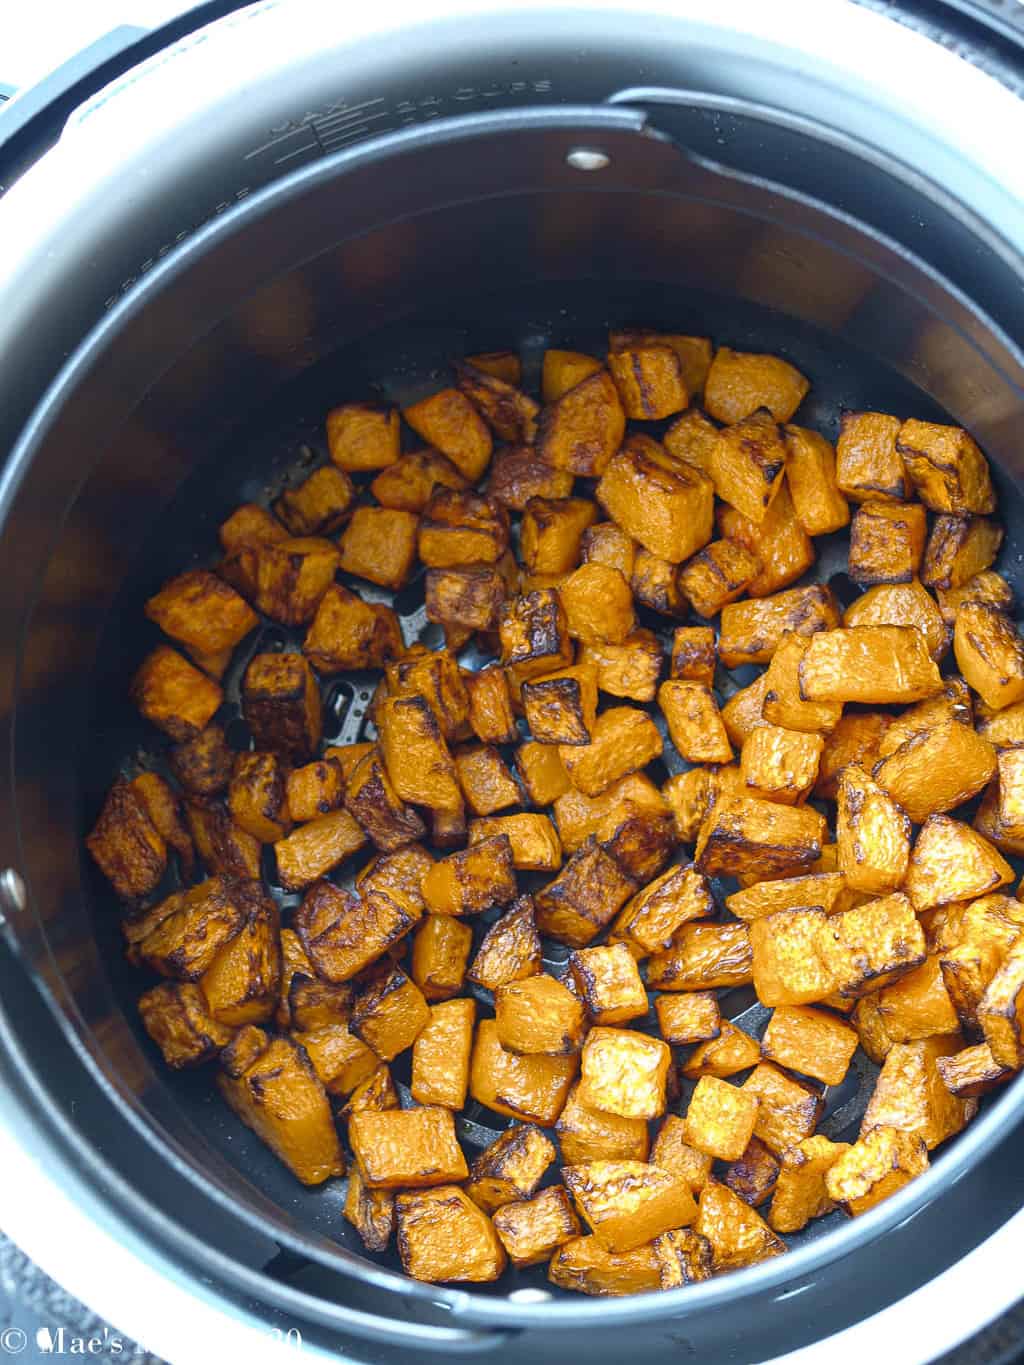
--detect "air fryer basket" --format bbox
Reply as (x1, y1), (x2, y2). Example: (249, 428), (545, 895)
(5, 41), (1024, 1359)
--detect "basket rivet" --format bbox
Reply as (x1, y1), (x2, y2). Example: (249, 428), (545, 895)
(566, 148), (610, 171)
(0, 868), (26, 921)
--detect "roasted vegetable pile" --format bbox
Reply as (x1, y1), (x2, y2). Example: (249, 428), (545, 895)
(88, 331), (1024, 1293)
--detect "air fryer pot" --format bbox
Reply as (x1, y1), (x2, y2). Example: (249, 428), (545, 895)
(4, 2), (1024, 1361)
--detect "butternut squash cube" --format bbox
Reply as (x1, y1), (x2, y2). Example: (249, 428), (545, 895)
(468, 813), (562, 871)
(697, 795), (824, 879)
(820, 893), (925, 997)
(420, 835), (516, 917)
(513, 742), (568, 809)
(326, 402), (399, 472)
(741, 724), (823, 806)
(132, 646), (223, 742)
(409, 997), (475, 1108)
(452, 745), (518, 818)
(659, 680), (732, 765)
(547, 1236), (661, 1296)
(668, 625), (714, 685)
(614, 863), (715, 955)
(493, 1185), (582, 1268)
(655, 991), (721, 1047)
(541, 349), (604, 403)
(596, 433), (715, 562)
(922, 514), (1003, 590)
(127, 774), (193, 881)
(242, 652), (321, 763)
(683, 1077), (759, 1162)
(782, 425), (850, 534)
(145, 569), (257, 665)
(749, 908), (835, 1007)
(680, 1021), (761, 1080)
(937, 569), (1014, 626)
(534, 836), (636, 947)
(169, 724), (233, 797)
(294, 881), (418, 983)
(200, 889), (281, 1026)
(469, 1019), (578, 1124)
(559, 706), (662, 799)
(537, 369), (626, 476)
(569, 943), (648, 1025)
(87, 778), (166, 900)
(396, 1186), (506, 1282)
(874, 718), (995, 824)
(897, 418), (995, 514)
(650, 1115), (713, 1191)
(370, 448), (467, 512)
(630, 547), (689, 617)
(647, 921), (752, 993)
(282, 757), (340, 825)
(708, 410), (789, 526)
(799, 625), (942, 704)
(836, 764), (911, 895)
(499, 589), (574, 689)
(273, 809), (366, 890)
(402, 388), (492, 481)
(468, 897), (543, 991)
(606, 343), (689, 419)
(978, 937), (1024, 1068)
(848, 500), (927, 585)
(410, 914), (471, 1002)
(563, 1160), (696, 1253)
(726, 871), (846, 922)
(349, 1105), (468, 1190)
(343, 745), (429, 852)
(295, 1023), (377, 1098)
(344, 1163), (395, 1252)
(454, 360), (539, 443)
(876, 954), (959, 1043)
(553, 772), (669, 857)
(719, 584), (840, 669)
(581, 521), (636, 578)
(219, 502), (286, 554)
(579, 1027), (670, 1121)
(825, 1125), (928, 1216)
(351, 965), (430, 1062)
(467, 349), (521, 385)
(654, 1227), (715, 1287)
(138, 981), (234, 1069)
(768, 1135), (850, 1234)
(742, 1062), (823, 1155)
(355, 843), (433, 918)
(560, 562), (636, 646)
(223, 536), (341, 626)
(862, 1036), (971, 1151)
(556, 1083), (650, 1165)
(723, 1136), (781, 1208)
(905, 815), (1013, 911)
(954, 601), (1024, 710)
(377, 694), (463, 817)
(466, 1123), (557, 1212)
(843, 579), (949, 662)
(425, 564), (507, 633)
(610, 329), (713, 397)
(704, 347), (809, 425)
(835, 411), (907, 503)
(274, 464), (355, 537)
(814, 710), (890, 801)
(302, 583), (402, 674)
(976, 697), (1024, 751)
(761, 1004), (858, 1086)
(936, 1041), (1014, 1098)
(520, 497), (598, 576)
(578, 630), (663, 704)
(717, 480), (814, 598)
(460, 668), (515, 748)
(495, 974), (587, 1056)
(678, 538), (762, 618)
(218, 1032), (345, 1185)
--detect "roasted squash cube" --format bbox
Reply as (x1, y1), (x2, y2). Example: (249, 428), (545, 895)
(630, 548), (689, 618)
(553, 772), (669, 857)
(835, 411), (907, 503)
(578, 630), (663, 704)
(242, 652), (321, 763)
(670, 625), (716, 686)
(495, 974), (587, 1056)
(782, 424), (850, 534)
(708, 410), (788, 526)
(274, 809), (366, 889)
(395, 1186), (505, 1283)
(741, 724), (822, 806)
(563, 1159), (696, 1253)
(761, 1004), (857, 1086)
(799, 625), (942, 705)
(468, 897), (542, 991)
(493, 1185), (581, 1267)
(138, 981), (234, 1068)
(704, 347), (808, 425)
(132, 646), (223, 742)
(541, 349), (604, 402)
(520, 497), (598, 576)
(466, 350), (521, 384)
(954, 601), (1024, 710)
(417, 489), (508, 568)
(723, 1136), (781, 1208)
(282, 757), (342, 825)
(663, 407), (721, 475)
(224, 536), (341, 626)
(355, 843), (433, 918)
(302, 583), (402, 674)
(464, 665), (518, 745)
(218, 1032), (344, 1185)
(349, 1105), (467, 1189)
(344, 749), (426, 852)
(87, 778), (166, 900)
(696, 795), (824, 880)
(185, 798), (260, 879)
(135, 877), (247, 981)
(861, 1036), (971, 1151)
(421, 834), (516, 917)
(596, 433), (715, 563)
(843, 579), (949, 662)
(897, 419), (995, 514)
(547, 1236), (660, 1296)
(836, 764), (911, 895)
(726, 871), (846, 922)
(522, 664), (597, 746)
(499, 589), (574, 689)
(425, 564), (507, 633)
(937, 569), (1014, 626)
(219, 502), (286, 554)
(537, 369), (626, 477)
(653, 1228), (714, 1287)
(514, 742), (570, 809)
(556, 1083), (650, 1166)
(534, 837), (635, 947)
(454, 360), (539, 443)
(717, 480), (814, 598)
(613, 863), (714, 956)
(351, 965), (430, 1061)
(749, 908), (834, 1007)
(295, 1023), (376, 1098)
(680, 1021), (761, 1080)
(978, 937), (1024, 1068)
(659, 680), (732, 765)
(285, 972), (353, 1034)
(905, 815), (1013, 912)
(377, 694), (462, 818)
(294, 881), (418, 983)
(819, 893), (925, 997)
(274, 464), (355, 537)
(678, 539), (762, 618)
(559, 706), (661, 798)
(344, 1163), (395, 1253)
(759, 635), (838, 736)
(607, 343), (689, 419)
(825, 1124), (928, 1215)
(976, 696), (1024, 751)
(683, 1077), (759, 1162)
(814, 711), (890, 801)
(470, 1019), (578, 1124)
(560, 563), (636, 646)
(768, 1135), (850, 1234)
(370, 447), (467, 511)
(719, 584), (840, 669)
(410, 914), (471, 1002)
(402, 388), (492, 481)
(876, 954), (959, 1043)
(847, 500), (927, 586)
(131, 772), (193, 877)
(655, 992), (721, 1047)
(923, 514), (1003, 591)
(226, 753), (290, 844)
(647, 922), (753, 992)
(453, 744), (519, 818)
(650, 1115), (713, 1191)
(326, 402), (400, 472)
(410, 997), (475, 1108)
(466, 1123), (556, 1212)
(200, 889), (281, 1026)
(578, 1027), (670, 1120)
(874, 717), (995, 824)
(487, 445), (573, 512)
(145, 569), (257, 663)
(468, 813), (562, 871)
(936, 1041), (1014, 1098)
(602, 807), (675, 883)
(609, 330), (712, 397)
(168, 724), (233, 798)
(568, 943), (648, 1025)
(742, 1062), (823, 1155)
(581, 521), (636, 579)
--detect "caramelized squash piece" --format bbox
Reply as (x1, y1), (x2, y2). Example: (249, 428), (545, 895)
(563, 1160), (696, 1253)
(578, 1026), (671, 1120)
(782, 425), (850, 535)
(396, 1186), (506, 1283)
(825, 1125), (928, 1215)
(466, 1123), (557, 1212)
(835, 411), (907, 503)
(708, 410), (789, 526)
(470, 1019), (578, 1125)
(596, 434), (715, 563)
(537, 369), (626, 477)
(704, 347), (809, 424)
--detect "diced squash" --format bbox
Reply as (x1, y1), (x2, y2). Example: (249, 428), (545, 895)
(578, 1026), (671, 1120)
(537, 369), (626, 476)
(403, 389), (492, 481)
(848, 500), (927, 585)
(647, 922), (752, 992)
(596, 434), (715, 563)
(825, 1125), (928, 1216)
(410, 997), (476, 1108)
(836, 764), (911, 895)
(578, 630), (663, 703)
(466, 1123), (557, 1212)
(569, 943), (648, 1025)
(761, 1005), (858, 1086)
(741, 724), (823, 806)
(708, 410), (789, 526)
(606, 344), (689, 420)
(922, 514), (1003, 590)
(954, 601), (1024, 710)
(470, 1019), (578, 1124)
(411, 914), (472, 1002)
(843, 579), (949, 662)
(782, 425), (850, 535)
(905, 815), (1013, 912)
(495, 974), (587, 1056)
(556, 1083), (651, 1166)
(468, 898), (543, 991)
(655, 991), (721, 1046)
(395, 1186), (506, 1282)
(718, 584), (840, 669)
(835, 411), (907, 503)
(371, 448), (467, 511)
(704, 347), (809, 424)
(819, 894), (925, 997)
(493, 1185), (582, 1268)
(897, 419), (995, 514)
(563, 1160), (696, 1253)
